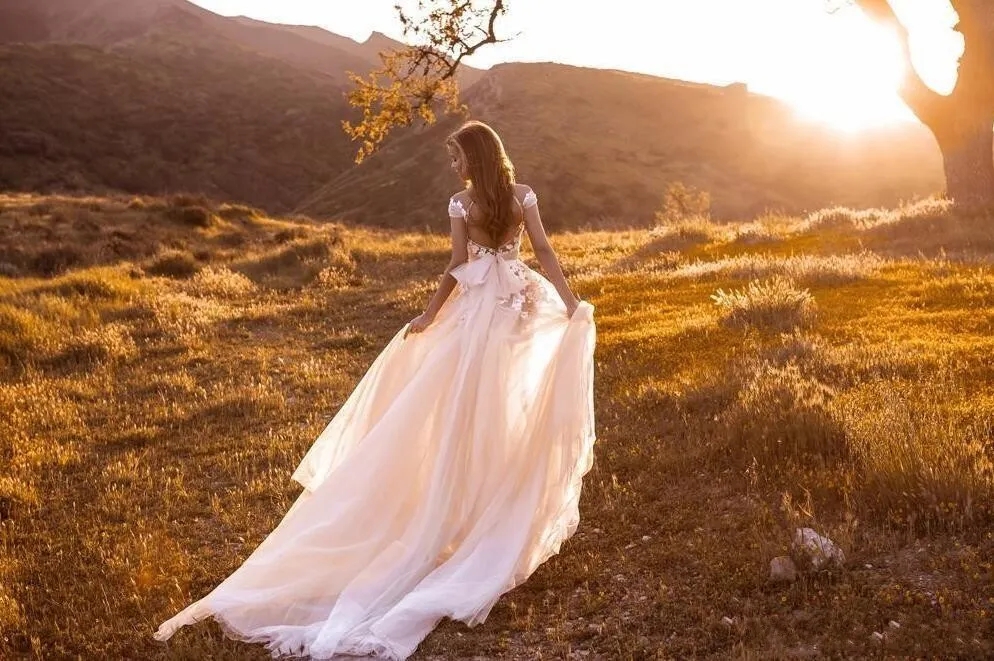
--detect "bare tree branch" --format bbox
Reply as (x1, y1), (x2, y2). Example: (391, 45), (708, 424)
(342, 0), (508, 163)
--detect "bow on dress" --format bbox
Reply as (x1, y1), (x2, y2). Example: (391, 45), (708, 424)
(449, 248), (527, 300)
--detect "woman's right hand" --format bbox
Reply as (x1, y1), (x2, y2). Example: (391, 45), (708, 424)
(566, 296), (581, 319)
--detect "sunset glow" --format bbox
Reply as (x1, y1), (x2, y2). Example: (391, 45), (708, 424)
(190, 0), (963, 131)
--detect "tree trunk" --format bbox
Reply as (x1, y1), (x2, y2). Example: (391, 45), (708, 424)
(855, 1), (994, 209)
(933, 115), (994, 208)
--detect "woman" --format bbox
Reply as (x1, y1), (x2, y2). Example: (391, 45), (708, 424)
(153, 120), (596, 659)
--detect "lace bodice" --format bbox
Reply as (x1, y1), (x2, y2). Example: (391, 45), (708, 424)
(448, 189), (537, 262)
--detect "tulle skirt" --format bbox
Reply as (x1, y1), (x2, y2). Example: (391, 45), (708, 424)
(153, 256), (597, 659)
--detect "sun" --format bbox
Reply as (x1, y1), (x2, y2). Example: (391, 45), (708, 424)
(743, 2), (961, 132)
(787, 16), (909, 131)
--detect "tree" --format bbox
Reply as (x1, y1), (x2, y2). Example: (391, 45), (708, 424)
(347, 1), (994, 209)
(851, 1), (994, 208)
(343, 0), (507, 163)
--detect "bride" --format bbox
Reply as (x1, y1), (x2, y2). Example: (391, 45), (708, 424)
(153, 120), (597, 659)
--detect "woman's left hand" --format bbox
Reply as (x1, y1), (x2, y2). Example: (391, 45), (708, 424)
(405, 312), (435, 338)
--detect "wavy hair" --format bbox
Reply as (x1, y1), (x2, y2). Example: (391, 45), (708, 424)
(446, 120), (517, 244)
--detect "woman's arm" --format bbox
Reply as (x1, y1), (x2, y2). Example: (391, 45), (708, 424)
(522, 189), (581, 317)
(405, 212), (469, 336)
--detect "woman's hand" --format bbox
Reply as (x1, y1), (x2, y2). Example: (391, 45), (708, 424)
(404, 312), (436, 338)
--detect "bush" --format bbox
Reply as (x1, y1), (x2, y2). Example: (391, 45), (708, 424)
(234, 233), (351, 290)
(0, 304), (55, 369)
(53, 323), (137, 368)
(166, 205), (214, 228)
(672, 252), (884, 285)
(30, 246), (84, 277)
(188, 266), (256, 297)
(656, 182), (711, 223)
(722, 361), (845, 466)
(217, 203), (262, 221)
(711, 275), (815, 331)
(145, 250), (202, 279)
(37, 269), (139, 300)
(833, 378), (994, 530)
(169, 193), (212, 209)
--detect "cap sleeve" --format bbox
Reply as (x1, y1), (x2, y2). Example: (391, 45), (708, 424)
(522, 189), (538, 209)
(448, 196), (467, 219)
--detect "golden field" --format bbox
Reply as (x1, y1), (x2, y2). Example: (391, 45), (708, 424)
(1, 192), (993, 659)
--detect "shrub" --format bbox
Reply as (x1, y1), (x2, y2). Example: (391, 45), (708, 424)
(54, 323), (137, 367)
(722, 361), (845, 467)
(0, 475), (38, 521)
(0, 263), (20, 278)
(833, 378), (994, 530)
(188, 266), (256, 297)
(711, 275), (815, 331)
(38, 269), (139, 300)
(30, 246), (84, 277)
(145, 250), (202, 279)
(217, 203), (262, 221)
(0, 304), (55, 369)
(234, 233), (352, 290)
(274, 227), (309, 243)
(166, 204), (214, 228)
(656, 182), (711, 223)
(673, 252), (884, 285)
(169, 193), (212, 209)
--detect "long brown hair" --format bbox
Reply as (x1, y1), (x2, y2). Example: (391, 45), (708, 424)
(446, 120), (517, 244)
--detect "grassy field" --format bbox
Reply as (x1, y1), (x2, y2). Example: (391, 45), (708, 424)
(1, 192), (993, 659)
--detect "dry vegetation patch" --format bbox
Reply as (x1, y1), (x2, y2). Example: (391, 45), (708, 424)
(3, 194), (994, 659)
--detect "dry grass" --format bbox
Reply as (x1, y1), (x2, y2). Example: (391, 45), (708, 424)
(711, 274), (816, 331)
(2, 193), (994, 659)
(672, 251), (885, 284)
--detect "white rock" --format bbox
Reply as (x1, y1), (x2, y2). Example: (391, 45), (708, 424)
(889, 620), (901, 629)
(721, 616), (735, 627)
(792, 528), (846, 569)
(871, 631), (885, 642)
(770, 555), (798, 583)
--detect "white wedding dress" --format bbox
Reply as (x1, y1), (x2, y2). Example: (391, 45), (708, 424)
(153, 190), (597, 659)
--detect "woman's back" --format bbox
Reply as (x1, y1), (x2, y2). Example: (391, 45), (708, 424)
(450, 183), (537, 251)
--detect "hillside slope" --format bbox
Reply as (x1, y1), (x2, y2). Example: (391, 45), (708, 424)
(2, 192), (992, 658)
(0, 0), (484, 213)
(298, 63), (944, 230)
(0, 35), (357, 211)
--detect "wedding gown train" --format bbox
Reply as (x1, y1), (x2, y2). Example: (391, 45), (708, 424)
(153, 190), (597, 659)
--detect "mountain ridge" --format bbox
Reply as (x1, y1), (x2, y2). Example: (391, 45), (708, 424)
(0, 0), (944, 227)
(297, 62), (943, 229)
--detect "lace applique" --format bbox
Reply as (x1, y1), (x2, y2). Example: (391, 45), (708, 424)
(522, 190), (538, 209)
(498, 261), (548, 319)
(448, 197), (467, 218)
(467, 237), (520, 260)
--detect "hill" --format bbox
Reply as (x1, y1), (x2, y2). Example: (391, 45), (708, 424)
(0, 36), (357, 211)
(0, 0), (484, 213)
(1, 192), (993, 658)
(298, 63), (945, 230)
(0, 0), (946, 228)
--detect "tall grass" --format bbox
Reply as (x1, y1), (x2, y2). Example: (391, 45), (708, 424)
(711, 275), (816, 331)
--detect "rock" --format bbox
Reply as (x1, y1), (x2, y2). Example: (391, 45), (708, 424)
(770, 555), (798, 583)
(721, 616), (735, 627)
(792, 527), (846, 569)
(889, 620), (901, 629)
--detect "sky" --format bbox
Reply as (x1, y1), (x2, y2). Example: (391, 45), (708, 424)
(189, 0), (962, 131)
